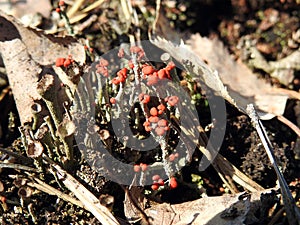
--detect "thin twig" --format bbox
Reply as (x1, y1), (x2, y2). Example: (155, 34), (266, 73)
(0, 162), (38, 172)
(246, 104), (300, 225)
(26, 176), (84, 209)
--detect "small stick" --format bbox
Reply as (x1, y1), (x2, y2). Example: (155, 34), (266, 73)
(246, 104), (300, 225)
(76, 14), (98, 32)
(26, 176), (84, 209)
(0, 162), (39, 172)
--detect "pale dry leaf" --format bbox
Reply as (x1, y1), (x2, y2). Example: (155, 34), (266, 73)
(145, 189), (276, 225)
(0, 11), (85, 66)
(186, 34), (289, 119)
(0, 0), (52, 19)
(151, 36), (239, 110)
(0, 38), (41, 124)
(0, 11), (85, 124)
(151, 35), (289, 119)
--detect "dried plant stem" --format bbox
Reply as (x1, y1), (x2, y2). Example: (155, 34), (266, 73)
(120, 0), (132, 22)
(172, 113), (263, 192)
(82, 0), (105, 14)
(215, 170), (238, 194)
(0, 163), (38, 172)
(0, 198), (8, 212)
(247, 104), (300, 225)
(67, 0), (105, 25)
(27, 176), (84, 209)
(152, 0), (161, 33)
(67, 0), (85, 18)
(170, 106), (263, 192)
(0, 86), (10, 101)
(42, 154), (120, 225)
(268, 207), (285, 225)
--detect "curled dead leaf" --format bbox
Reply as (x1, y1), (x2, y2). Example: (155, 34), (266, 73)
(0, 11), (85, 124)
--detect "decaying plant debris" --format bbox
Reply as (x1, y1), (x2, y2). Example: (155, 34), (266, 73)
(0, 1), (299, 224)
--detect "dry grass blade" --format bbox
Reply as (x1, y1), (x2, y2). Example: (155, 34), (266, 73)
(174, 104), (264, 192)
(0, 86), (10, 102)
(82, 0), (106, 13)
(199, 146), (264, 192)
(0, 163), (39, 172)
(69, 13), (88, 24)
(67, 0), (85, 18)
(27, 177), (84, 209)
(215, 154), (264, 192)
(42, 155), (120, 225)
(120, 0), (132, 22)
(67, 0), (106, 24)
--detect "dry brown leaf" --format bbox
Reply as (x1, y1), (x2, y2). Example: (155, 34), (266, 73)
(186, 34), (290, 119)
(0, 11), (85, 124)
(145, 189), (276, 225)
(0, 0), (52, 19)
(151, 35), (289, 119)
(151, 36), (239, 111)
